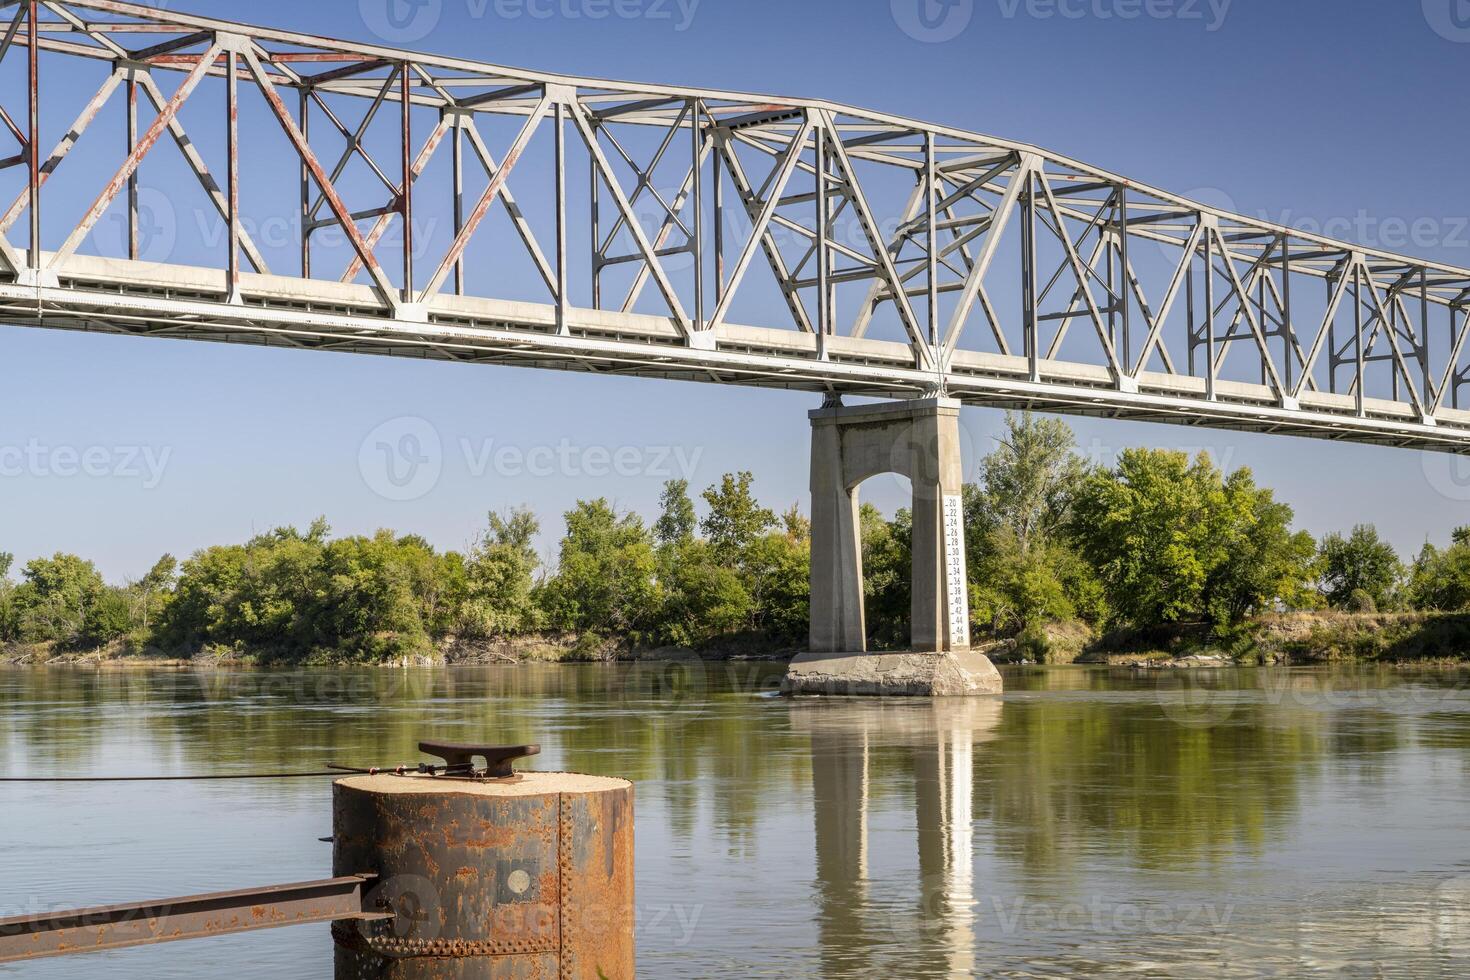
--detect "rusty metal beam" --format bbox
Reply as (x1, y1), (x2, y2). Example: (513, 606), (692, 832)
(51, 40), (220, 265)
(242, 46), (398, 307)
(127, 28), (208, 61)
(0, 875), (388, 964)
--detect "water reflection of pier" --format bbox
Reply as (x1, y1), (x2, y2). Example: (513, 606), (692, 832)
(790, 698), (1001, 978)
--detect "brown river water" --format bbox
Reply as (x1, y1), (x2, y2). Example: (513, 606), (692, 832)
(3, 663), (1470, 978)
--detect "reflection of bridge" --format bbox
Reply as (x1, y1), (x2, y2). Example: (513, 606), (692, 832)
(793, 699), (1000, 977)
(3, 2), (1470, 454)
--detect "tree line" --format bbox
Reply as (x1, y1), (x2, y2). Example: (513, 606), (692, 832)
(1, 413), (1465, 662)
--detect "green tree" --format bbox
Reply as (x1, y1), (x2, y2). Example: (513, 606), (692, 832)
(965, 412), (1100, 635)
(308, 531), (447, 662)
(860, 504), (911, 649)
(1070, 449), (1230, 628)
(655, 539), (752, 646)
(0, 552), (15, 642)
(701, 472), (775, 562)
(1317, 525), (1402, 611)
(654, 480), (697, 547)
(159, 523), (329, 657)
(132, 554), (177, 632)
(1407, 531), (1470, 611)
(971, 533), (1078, 634)
(82, 587), (133, 647)
(14, 553), (107, 645)
(743, 526), (811, 645)
(781, 505), (811, 543)
(461, 508), (541, 637)
(1201, 469), (1318, 627)
(977, 411), (1086, 551)
(541, 500), (658, 638)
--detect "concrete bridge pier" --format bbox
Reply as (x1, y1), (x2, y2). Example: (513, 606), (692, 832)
(784, 397), (1003, 697)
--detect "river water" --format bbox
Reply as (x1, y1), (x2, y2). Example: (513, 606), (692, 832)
(3, 663), (1470, 978)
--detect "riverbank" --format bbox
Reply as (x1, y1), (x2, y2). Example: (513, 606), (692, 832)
(990, 611), (1470, 668)
(6, 612), (1470, 669)
(0, 631), (802, 668)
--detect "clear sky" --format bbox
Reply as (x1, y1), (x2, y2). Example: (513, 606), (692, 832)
(3, 0), (1470, 580)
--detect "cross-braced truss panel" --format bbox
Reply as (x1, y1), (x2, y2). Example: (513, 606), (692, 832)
(0, 0), (1467, 453)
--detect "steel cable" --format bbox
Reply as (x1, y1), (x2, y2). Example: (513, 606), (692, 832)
(0, 762), (481, 783)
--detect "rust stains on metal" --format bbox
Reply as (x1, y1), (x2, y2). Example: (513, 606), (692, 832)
(333, 772), (633, 979)
(0, 876), (388, 964)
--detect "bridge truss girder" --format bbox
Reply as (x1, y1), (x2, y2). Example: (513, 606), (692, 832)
(0, 0), (1466, 453)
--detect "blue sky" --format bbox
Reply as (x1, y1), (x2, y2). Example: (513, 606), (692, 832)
(3, 0), (1470, 580)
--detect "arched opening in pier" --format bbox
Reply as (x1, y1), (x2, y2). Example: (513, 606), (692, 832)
(853, 475), (914, 652)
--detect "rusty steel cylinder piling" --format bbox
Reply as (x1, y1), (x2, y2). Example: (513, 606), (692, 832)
(331, 744), (634, 979)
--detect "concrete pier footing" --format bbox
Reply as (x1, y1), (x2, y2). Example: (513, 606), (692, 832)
(790, 396), (1003, 697)
(782, 649), (1004, 697)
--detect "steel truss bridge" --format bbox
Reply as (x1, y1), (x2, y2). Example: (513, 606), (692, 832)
(1, 1), (1468, 453)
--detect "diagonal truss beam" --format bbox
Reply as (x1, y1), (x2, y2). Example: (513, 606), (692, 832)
(1355, 257), (1427, 417)
(1432, 305), (1470, 416)
(1293, 261), (1354, 400)
(943, 153), (1033, 358)
(460, 115), (557, 298)
(419, 93), (551, 306)
(712, 127), (814, 334)
(621, 130), (712, 314)
(137, 70), (269, 274)
(816, 110), (932, 371)
(1130, 221), (1201, 376)
(52, 40), (221, 266)
(341, 113), (451, 285)
(1037, 171), (1122, 380)
(1207, 225), (1286, 400)
(567, 95), (690, 335)
(0, 68), (120, 236)
(707, 113), (814, 336)
(241, 45), (397, 307)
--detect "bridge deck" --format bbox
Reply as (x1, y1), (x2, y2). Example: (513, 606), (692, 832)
(4, 251), (1463, 453)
